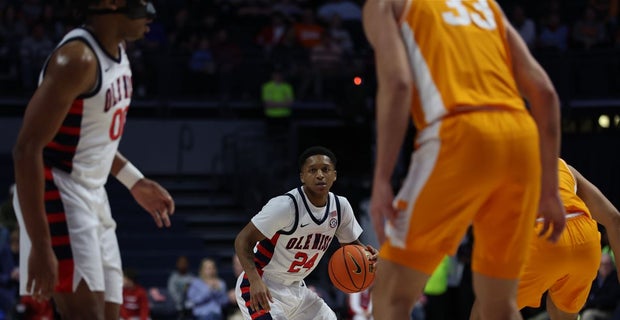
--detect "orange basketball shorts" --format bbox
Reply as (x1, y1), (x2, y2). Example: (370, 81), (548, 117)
(517, 214), (600, 313)
(380, 109), (541, 279)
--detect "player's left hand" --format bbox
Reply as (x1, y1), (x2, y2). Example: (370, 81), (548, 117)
(537, 192), (566, 243)
(364, 244), (379, 272)
(364, 245), (378, 262)
(130, 178), (175, 228)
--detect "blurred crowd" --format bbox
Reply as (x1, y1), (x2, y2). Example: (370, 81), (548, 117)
(1, 0), (620, 103)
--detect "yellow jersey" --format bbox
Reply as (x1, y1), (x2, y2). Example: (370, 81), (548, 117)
(399, 0), (526, 130)
(558, 159), (591, 218)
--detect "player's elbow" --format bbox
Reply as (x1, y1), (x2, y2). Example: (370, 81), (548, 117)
(384, 76), (411, 101)
(608, 211), (620, 229)
(12, 140), (42, 165)
(536, 83), (559, 108)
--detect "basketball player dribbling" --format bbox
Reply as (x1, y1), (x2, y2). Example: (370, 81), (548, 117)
(12, 1), (174, 319)
(233, 146), (378, 320)
(363, 0), (566, 319)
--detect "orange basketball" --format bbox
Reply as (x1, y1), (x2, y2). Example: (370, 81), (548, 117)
(328, 244), (375, 293)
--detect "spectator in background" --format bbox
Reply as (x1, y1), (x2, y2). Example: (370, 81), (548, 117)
(272, 0), (303, 20)
(225, 255), (244, 320)
(317, 0), (362, 23)
(19, 21), (54, 91)
(0, 224), (17, 319)
(348, 287), (373, 320)
(168, 255), (195, 315)
(572, 6), (609, 50)
(327, 14), (355, 55)
(538, 12), (569, 52)
(256, 12), (289, 54)
(589, 0), (618, 28)
(261, 67), (294, 136)
(581, 253), (620, 320)
(1, 5), (29, 44)
(186, 258), (229, 320)
(510, 5), (536, 50)
(422, 256), (451, 320)
(292, 8), (324, 49)
(17, 296), (54, 320)
(303, 32), (344, 100)
(188, 36), (217, 97)
(120, 269), (150, 320)
(270, 27), (309, 84)
(39, 3), (65, 42)
(211, 27), (243, 102)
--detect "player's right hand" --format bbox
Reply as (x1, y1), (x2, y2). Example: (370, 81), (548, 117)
(249, 279), (273, 313)
(370, 179), (397, 245)
(27, 245), (58, 302)
(537, 192), (566, 243)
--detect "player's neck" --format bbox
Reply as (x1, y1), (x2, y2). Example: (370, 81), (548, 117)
(84, 21), (122, 59)
(302, 186), (328, 207)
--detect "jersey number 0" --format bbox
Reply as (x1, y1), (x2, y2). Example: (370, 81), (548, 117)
(442, 0), (497, 30)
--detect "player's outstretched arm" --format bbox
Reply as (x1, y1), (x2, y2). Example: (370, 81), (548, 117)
(363, 0), (412, 245)
(570, 165), (620, 277)
(13, 41), (98, 301)
(234, 222), (273, 312)
(504, 15), (565, 242)
(111, 152), (174, 228)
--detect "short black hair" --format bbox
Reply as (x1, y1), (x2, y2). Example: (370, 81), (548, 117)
(298, 146), (337, 171)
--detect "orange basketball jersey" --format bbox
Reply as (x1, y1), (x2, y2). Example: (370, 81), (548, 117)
(558, 159), (592, 218)
(399, 0), (526, 130)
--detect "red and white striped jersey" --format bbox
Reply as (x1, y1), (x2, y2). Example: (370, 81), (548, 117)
(41, 27), (133, 188)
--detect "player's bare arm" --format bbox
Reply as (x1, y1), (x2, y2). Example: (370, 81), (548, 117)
(234, 222), (273, 312)
(503, 16), (565, 242)
(112, 152), (175, 228)
(570, 165), (620, 277)
(12, 41), (98, 301)
(363, 0), (412, 244)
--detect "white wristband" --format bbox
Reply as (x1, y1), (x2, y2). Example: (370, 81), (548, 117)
(116, 162), (144, 190)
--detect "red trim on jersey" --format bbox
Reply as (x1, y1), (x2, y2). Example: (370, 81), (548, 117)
(251, 310), (268, 319)
(51, 235), (70, 246)
(67, 100), (84, 115)
(44, 190), (61, 201)
(44, 167), (53, 180)
(256, 245), (273, 260)
(55, 259), (74, 292)
(46, 213), (66, 223)
(58, 126), (81, 135)
(46, 141), (77, 153)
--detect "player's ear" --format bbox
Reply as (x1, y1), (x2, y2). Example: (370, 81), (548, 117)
(299, 172), (304, 184)
(333, 170), (337, 181)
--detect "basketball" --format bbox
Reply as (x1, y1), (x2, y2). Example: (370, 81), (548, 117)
(328, 244), (375, 293)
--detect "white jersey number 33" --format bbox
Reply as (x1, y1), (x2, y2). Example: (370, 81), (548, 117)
(442, 0), (497, 30)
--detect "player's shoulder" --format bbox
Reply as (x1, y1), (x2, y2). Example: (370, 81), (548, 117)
(50, 40), (97, 73)
(332, 193), (352, 209)
(264, 192), (297, 212)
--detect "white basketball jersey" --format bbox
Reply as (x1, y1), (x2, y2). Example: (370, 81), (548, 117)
(251, 186), (363, 284)
(41, 27), (132, 189)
